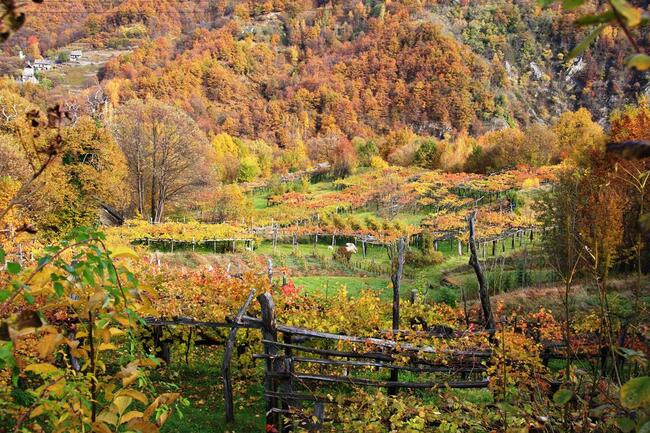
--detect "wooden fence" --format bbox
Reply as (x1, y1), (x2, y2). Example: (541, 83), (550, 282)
(143, 291), (586, 432)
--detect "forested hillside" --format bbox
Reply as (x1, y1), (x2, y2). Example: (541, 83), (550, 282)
(3, 0), (649, 138)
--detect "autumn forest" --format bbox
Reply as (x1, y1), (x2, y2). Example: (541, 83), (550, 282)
(0, 0), (649, 432)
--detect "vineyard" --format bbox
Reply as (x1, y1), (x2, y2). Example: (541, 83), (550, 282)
(2, 160), (649, 432)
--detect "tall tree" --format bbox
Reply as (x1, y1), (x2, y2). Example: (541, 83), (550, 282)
(111, 99), (211, 223)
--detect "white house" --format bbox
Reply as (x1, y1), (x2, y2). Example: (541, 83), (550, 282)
(33, 59), (53, 71)
(21, 65), (38, 84)
(70, 50), (82, 62)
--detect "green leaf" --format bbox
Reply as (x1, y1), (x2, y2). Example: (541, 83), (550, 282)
(620, 376), (650, 409)
(563, 0), (586, 11)
(53, 282), (64, 297)
(0, 248), (5, 264)
(538, 0), (558, 7)
(610, 0), (642, 27)
(23, 292), (34, 304)
(617, 417), (636, 433)
(553, 388), (573, 405)
(6, 262), (21, 275)
(626, 54), (650, 71)
(575, 11), (616, 26)
(567, 24), (607, 60)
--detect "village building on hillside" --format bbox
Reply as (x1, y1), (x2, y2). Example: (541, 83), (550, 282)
(21, 65), (38, 84)
(33, 59), (53, 71)
(70, 50), (82, 61)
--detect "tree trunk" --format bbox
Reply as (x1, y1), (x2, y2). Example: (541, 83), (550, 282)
(468, 212), (495, 330)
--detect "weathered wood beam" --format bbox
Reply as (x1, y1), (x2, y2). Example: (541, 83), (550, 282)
(223, 289), (256, 423)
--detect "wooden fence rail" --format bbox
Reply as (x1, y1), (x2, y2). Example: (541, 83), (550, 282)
(142, 292), (597, 429)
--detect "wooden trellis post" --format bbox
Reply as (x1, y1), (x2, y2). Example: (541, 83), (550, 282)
(258, 293), (280, 430)
(223, 289), (256, 423)
(457, 239), (463, 256)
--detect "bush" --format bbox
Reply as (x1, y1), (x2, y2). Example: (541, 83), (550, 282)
(237, 155), (261, 182)
(406, 249), (444, 267)
(370, 155), (389, 169)
(414, 138), (442, 169)
(57, 51), (70, 63)
(433, 285), (458, 307)
(353, 138), (379, 166)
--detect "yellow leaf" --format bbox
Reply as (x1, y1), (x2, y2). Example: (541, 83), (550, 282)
(30, 405), (45, 418)
(97, 410), (118, 426)
(120, 410), (144, 424)
(117, 388), (148, 404)
(103, 383), (116, 401)
(109, 327), (125, 337)
(122, 371), (139, 387)
(158, 392), (180, 405)
(98, 343), (118, 352)
(140, 358), (159, 368)
(127, 418), (159, 433)
(87, 291), (106, 311)
(48, 380), (65, 397)
(37, 333), (64, 358)
(111, 247), (139, 260)
(25, 363), (59, 375)
(30, 270), (52, 291)
(92, 421), (114, 433)
(113, 396), (132, 415)
(113, 315), (132, 327)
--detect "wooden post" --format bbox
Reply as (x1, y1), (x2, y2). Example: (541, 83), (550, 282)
(192, 238), (195, 252)
(491, 240), (496, 256)
(457, 239), (462, 256)
(313, 402), (325, 431)
(389, 237), (406, 395)
(258, 293), (279, 430)
(409, 289), (417, 304)
(171, 240), (174, 253)
(267, 258), (273, 284)
(223, 289), (256, 423)
(434, 240), (438, 251)
(468, 212), (495, 330)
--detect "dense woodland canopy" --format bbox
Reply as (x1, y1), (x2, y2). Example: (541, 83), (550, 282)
(0, 0), (649, 432)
